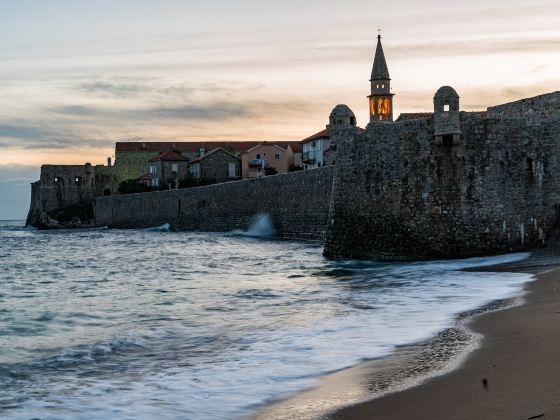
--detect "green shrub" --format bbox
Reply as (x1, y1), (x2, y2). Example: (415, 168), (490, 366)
(118, 179), (151, 194)
(178, 176), (217, 189)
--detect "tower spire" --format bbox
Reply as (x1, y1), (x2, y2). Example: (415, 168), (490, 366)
(371, 33), (390, 81)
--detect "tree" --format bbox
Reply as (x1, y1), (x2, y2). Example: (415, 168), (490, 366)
(118, 179), (150, 195)
(178, 175), (217, 189)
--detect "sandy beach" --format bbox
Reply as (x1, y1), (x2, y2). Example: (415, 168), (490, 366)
(253, 253), (560, 420)
(333, 261), (560, 420)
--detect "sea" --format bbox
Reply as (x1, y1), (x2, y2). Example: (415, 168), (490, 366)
(0, 217), (533, 419)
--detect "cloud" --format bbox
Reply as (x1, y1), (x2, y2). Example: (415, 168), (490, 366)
(390, 37), (560, 59)
(52, 103), (250, 121)
(0, 120), (114, 150)
(75, 80), (149, 98)
(0, 123), (57, 141)
(0, 91), (316, 151)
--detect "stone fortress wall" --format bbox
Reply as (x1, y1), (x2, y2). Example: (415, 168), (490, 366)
(26, 165), (97, 227)
(94, 166), (334, 240)
(324, 91), (560, 260)
(26, 163), (116, 227)
(487, 92), (560, 122)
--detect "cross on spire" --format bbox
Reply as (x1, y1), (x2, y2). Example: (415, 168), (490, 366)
(377, 27), (381, 39)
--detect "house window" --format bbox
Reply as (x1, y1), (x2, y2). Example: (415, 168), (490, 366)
(228, 162), (236, 178)
(191, 164), (201, 178)
(75, 177), (82, 184)
(444, 104), (450, 112)
(256, 154), (261, 159)
(54, 177), (60, 183)
(171, 163), (178, 173)
(274, 154), (281, 160)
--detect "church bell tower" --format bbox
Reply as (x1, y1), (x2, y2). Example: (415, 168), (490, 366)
(368, 34), (394, 123)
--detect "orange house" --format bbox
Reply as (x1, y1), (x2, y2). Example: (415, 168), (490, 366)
(241, 142), (296, 179)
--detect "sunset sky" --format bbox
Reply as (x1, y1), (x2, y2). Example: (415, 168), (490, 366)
(1, 0), (559, 219)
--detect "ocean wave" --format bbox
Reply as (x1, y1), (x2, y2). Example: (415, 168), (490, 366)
(0, 228), (536, 419)
(231, 213), (277, 238)
(143, 223), (171, 232)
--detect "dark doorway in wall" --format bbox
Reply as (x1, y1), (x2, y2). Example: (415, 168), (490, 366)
(442, 135), (454, 147)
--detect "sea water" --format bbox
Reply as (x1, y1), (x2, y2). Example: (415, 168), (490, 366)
(0, 219), (532, 419)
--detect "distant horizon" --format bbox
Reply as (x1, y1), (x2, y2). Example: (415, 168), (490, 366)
(1, 0), (559, 218)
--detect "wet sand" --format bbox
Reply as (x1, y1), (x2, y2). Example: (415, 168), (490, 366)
(333, 261), (560, 419)
(254, 252), (560, 420)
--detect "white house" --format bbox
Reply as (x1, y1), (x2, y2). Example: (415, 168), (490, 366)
(301, 126), (331, 170)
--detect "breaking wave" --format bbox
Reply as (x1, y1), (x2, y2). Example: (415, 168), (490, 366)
(0, 219), (535, 419)
(233, 213), (277, 238)
(144, 223), (171, 232)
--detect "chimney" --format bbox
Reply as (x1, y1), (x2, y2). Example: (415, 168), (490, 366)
(172, 142), (176, 150)
(200, 146), (205, 158)
(107, 157), (112, 167)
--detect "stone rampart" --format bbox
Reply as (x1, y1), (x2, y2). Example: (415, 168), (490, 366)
(94, 166), (334, 240)
(324, 101), (560, 260)
(487, 91), (559, 123)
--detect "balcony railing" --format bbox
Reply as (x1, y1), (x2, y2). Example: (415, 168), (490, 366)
(302, 152), (316, 163)
(248, 159), (268, 168)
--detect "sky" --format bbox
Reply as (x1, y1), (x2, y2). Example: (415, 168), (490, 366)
(0, 0), (559, 219)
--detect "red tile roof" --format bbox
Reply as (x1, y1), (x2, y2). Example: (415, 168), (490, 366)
(189, 148), (240, 164)
(116, 141), (302, 153)
(302, 127), (330, 143)
(149, 150), (188, 162)
(289, 142), (303, 153)
(396, 113), (434, 121)
(243, 141), (299, 154)
(396, 111), (487, 122)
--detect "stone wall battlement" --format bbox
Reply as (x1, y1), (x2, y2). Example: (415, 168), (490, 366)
(487, 91), (560, 123)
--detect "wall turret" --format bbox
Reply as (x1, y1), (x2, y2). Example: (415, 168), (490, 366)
(434, 86), (461, 146)
(330, 104), (356, 147)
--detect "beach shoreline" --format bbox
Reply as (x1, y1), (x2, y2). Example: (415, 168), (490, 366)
(331, 256), (560, 420)
(254, 251), (560, 420)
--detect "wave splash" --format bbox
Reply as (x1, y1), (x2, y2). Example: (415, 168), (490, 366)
(234, 214), (276, 238)
(144, 223), (171, 232)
